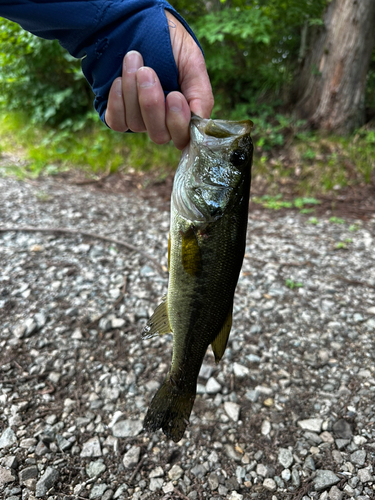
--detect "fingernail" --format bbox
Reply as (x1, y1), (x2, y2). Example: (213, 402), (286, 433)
(114, 78), (122, 96)
(168, 94), (182, 112)
(124, 51), (141, 73)
(137, 67), (156, 88)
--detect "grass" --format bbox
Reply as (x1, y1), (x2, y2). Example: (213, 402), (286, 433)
(0, 110), (374, 196)
(252, 120), (375, 195)
(0, 111), (180, 179)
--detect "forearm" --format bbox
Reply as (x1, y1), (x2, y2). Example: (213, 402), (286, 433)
(0, 0), (201, 120)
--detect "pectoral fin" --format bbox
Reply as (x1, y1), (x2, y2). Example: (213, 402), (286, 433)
(181, 227), (202, 276)
(142, 295), (172, 339)
(211, 308), (233, 363)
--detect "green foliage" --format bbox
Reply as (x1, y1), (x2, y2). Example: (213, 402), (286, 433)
(252, 194), (320, 211)
(0, 112), (180, 178)
(0, 18), (92, 125)
(188, 0), (326, 116)
(307, 217), (319, 224)
(329, 217), (345, 224)
(335, 239), (352, 250)
(285, 279), (303, 289)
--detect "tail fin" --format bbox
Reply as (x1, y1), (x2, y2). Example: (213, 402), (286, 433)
(144, 376), (196, 442)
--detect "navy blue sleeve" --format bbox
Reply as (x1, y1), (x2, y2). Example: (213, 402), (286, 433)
(0, 0), (202, 122)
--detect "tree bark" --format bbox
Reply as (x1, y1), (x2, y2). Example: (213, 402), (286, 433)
(295, 0), (375, 134)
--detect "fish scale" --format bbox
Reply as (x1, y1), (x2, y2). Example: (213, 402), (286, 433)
(142, 115), (253, 442)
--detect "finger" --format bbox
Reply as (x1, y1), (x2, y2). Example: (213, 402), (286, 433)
(137, 67), (171, 145)
(105, 77), (127, 132)
(180, 53), (214, 119)
(166, 91), (191, 150)
(122, 51), (146, 132)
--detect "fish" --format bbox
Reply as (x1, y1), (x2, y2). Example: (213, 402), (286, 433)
(142, 115), (253, 442)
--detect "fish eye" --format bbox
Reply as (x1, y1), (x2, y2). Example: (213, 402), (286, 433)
(230, 149), (248, 167)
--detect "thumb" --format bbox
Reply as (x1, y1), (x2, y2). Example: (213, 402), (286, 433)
(165, 10), (214, 119)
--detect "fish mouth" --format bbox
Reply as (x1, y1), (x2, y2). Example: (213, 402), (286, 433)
(191, 115), (253, 140)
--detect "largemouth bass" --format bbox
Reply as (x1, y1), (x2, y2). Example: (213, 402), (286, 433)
(142, 115), (253, 442)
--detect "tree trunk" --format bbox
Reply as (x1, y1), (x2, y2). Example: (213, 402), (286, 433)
(295, 0), (375, 134)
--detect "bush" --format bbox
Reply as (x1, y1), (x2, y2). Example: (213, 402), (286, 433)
(0, 19), (92, 125)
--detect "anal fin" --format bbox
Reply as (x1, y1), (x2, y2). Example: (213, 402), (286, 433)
(142, 295), (172, 339)
(211, 308), (232, 363)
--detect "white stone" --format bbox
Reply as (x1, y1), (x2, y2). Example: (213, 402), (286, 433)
(298, 418), (323, 433)
(108, 411), (124, 428)
(206, 377), (222, 394)
(149, 477), (163, 491)
(0, 428), (17, 449)
(228, 492), (243, 500)
(111, 318), (126, 329)
(224, 402), (240, 422)
(357, 467), (373, 483)
(80, 437), (102, 457)
(278, 448), (293, 469)
(168, 464), (183, 481)
(281, 469), (291, 482)
(256, 464), (268, 477)
(261, 420), (271, 436)
(112, 419), (143, 438)
(149, 466), (164, 478)
(263, 478), (276, 492)
(199, 364), (214, 380)
(123, 446), (140, 468)
(162, 482), (174, 494)
(0, 466), (17, 486)
(233, 362), (249, 378)
(353, 435), (367, 445)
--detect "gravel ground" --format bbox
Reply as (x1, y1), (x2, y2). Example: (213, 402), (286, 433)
(0, 175), (375, 500)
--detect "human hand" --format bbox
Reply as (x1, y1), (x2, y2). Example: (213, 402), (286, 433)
(104, 11), (214, 150)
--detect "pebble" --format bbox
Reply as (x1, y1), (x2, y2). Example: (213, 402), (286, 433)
(86, 460), (106, 478)
(1, 178), (375, 500)
(112, 419), (143, 437)
(0, 466), (17, 485)
(205, 377), (222, 394)
(233, 362), (249, 378)
(90, 483), (108, 499)
(149, 477), (163, 491)
(281, 469), (291, 482)
(168, 464), (183, 481)
(350, 449), (366, 466)
(34, 440), (48, 457)
(298, 418), (323, 433)
(263, 478), (277, 491)
(329, 485), (343, 500)
(357, 467), (373, 483)
(149, 466), (164, 478)
(199, 364), (213, 380)
(19, 466), (38, 483)
(224, 402), (240, 422)
(228, 492), (243, 500)
(123, 446), (140, 468)
(35, 466), (59, 497)
(80, 437), (102, 457)
(314, 470), (340, 491)
(208, 472), (219, 490)
(0, 428), (17, 449)
(278, 448), (293, 468)
(256, 464), (268, 477)
(224, 444), (242, 461)
(261, 419), (271, 436)
(332, 419), (352, 439)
